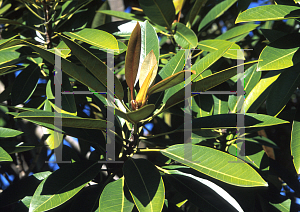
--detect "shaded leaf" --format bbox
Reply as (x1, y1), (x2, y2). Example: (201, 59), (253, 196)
(161, 144), (267, 187)
(139, 0), (175, 29)
(270, 199), (291, 212)
(115, 104), (155, 123)
(188, 0), (208, 26)
(11, 64), (40, 106)
(198, 0), (237, 31)
(123, 158), (165, 212)
(15, 111), (111, 130)
(59, 34), (124, 100)
(97, 10), (146, 22)
(0, 127), (23, 137)
(29, 161), (101, 212)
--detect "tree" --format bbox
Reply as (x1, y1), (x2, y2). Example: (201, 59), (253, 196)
(0, 0), (299, 211)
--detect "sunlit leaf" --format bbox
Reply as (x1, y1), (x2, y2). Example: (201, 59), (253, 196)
(291, 108), (300, 174)
(161, 144), (267, 187)
(99, 177), (134, 212)
(236, 5), (300, 23)
(0, 146), (12, 162)
(216, 24), (259, 40)
(172, 22), (198, 49)
(0, 127), (23, 137)
(123, 158), (165, 212)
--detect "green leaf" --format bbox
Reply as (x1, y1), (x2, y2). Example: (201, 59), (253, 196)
(15, 111), (111, 130)
(192, 94), (214, 118)
(216, 24), (259, 40)
(148, 70), (195, 96)
(172, 22), (198, 49)
(161, 144), (267, 187)
(123, 158), (165, 212)
(257, 33), (300, 71)
(244, 70), (281, 113)
(115, 104), (155, 123)
(236, 5), (300, 23)
(267, 65), (300, 116)
(11, 64), (40, 106)
(139, 20), (159, 77)
(228, 64), (261, 113)
(61, 73), (77, 115)
(260, 29), (287, 43)
(0, 3), (11, 15)
(212, 94), (228, 115)
(192, 42), (233, 81)
(163, 168), (244, 212)
(270, 199), (291, 212)
(189, 113), (288, 129)
(59, 34), (124, 100)
(188, 0), (208, 26)
(24, 42), (107, 93)
(198, 0), (237, 32)
(64, 28), (119, 51)
(291, 108), (300, 174)
(99, 177), (134, 212)
(165, 61), (257, 111)
(97, 10), (146, 22)
(138, 0), (175, 29)
(198, 39), (244, 60)
(0, 146), (12, 162)
(0, 45), (23, 67)
(125, 22), (141, 101)
(29, 161), (101, 212)
(0, 127), (23, 137)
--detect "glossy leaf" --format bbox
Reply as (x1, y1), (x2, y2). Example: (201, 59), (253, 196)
(97, 10), (146, 22)
(165, 61), (257, 111)
(173, 0), (185, 14)
(163, 168), (244, 212)
(198, 0), (237, 32)
(216, 24), (259, 40)
(0, 127), (23, 137)
(139, 50), (158, 90)
(15, 111), (111, 130)
(244, 70), (281, 113)
(267, 65), (300, 116)
(125, 22), (141, 101)
(228, 64), (261, 113)
(11, 64), (40, 106)
(138, 20), (159, 85)
(257, 33), (300, 71)
(139, 0), (175, 29)
(212, 94), (229, 115)
(188, 0), (208, 26)
(260, 29), (287, 43)
(115, 104), (155, 123)
(0, 45), (23, 67)
(172, 22), (198, 49)
(123, 158), (165, 212)
(29, 161), (102, 212)
(161, 144), (268, 187)
(59, 34), (124, 100)
(24, 42), (107, 93)
(148, 70), (195, 96)
(99, 177), (134, 212)
(291, 108), (300, 174)
(64, 28), (119, 51)
(198, 39), (244, 60)
(236, 5), (300, 23)
(192, 42), (233, 81)
(270, 199), (291, 212)
(189, 113), (288, 129)
(192, 94), (214, 118)
(0, 146), (12, 162)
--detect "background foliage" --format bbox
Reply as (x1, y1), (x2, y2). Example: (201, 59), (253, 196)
(0, 0), (300, 211)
